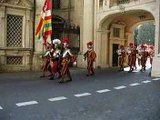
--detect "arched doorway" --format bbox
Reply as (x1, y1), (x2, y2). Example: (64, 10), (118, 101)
(98, 10), (155, 68)
(51, 15), (65, 40)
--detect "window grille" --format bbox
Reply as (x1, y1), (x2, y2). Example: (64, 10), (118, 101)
(117, 0), (130, 5)
(6, 56), (23, 65)
(113, 28), (120, 37)
(7, 15), (23, 47)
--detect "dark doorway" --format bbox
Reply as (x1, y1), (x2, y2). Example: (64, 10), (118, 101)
(51, 15), (80, 54)
(51, 16), (65, 40)
(112, 44), (119, 66)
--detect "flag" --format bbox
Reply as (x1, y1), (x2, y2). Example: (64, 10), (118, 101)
(35, 0), (52, 45)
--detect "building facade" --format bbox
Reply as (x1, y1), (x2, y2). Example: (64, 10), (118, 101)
(77, 0), (160, 77)
(0, 0), (33, 71)
(0, 0), (160, 77)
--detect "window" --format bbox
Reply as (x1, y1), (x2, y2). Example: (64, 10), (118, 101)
(52, 0), (61, 9)
(113, 28), (120, 37)
(99, 0), (103, 8)
(6, 56), (23, 65)
(7, 15), (23, 47)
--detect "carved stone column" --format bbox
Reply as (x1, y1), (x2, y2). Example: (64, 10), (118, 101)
(0, 6), (6, 71)
(25, 10), (31, 48)
(0, 6), (5, 48)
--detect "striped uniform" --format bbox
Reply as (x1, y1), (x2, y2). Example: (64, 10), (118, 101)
(84, 50), (96, 76)
(61, 49), (73, 81)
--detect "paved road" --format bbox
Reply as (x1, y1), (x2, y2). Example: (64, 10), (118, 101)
(0, 67), (160, 120)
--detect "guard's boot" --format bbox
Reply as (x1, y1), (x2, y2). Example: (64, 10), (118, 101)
(90, 68), (95, 76)
(67, 72), (72, 82)
(58, 80), (64, 83)
(40, 74), (45, 78)
(49, 77), (54, 80)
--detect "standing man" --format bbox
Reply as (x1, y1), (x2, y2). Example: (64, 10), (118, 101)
(117, 45), (125, 71)
(49, 39), (61, 80)
(84, 41), (96, 76)
(59, 38), (74, 83)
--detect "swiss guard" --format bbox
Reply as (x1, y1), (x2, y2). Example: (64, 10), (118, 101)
(140, 44), (148, 72)
(49, 39), (61, 80)
(137, 45), (142, 66)
(117, 45), (125, 71)
(132, 44), (138, 70)
(148, 45), (154, 66)
(59, 38), (74, 83)
(84, 41), (96, 76)
(127, 42), (134, 72)
(40, 42), (52, 78)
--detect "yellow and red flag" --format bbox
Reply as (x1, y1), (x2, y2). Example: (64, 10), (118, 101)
(35, 0), (52, 45)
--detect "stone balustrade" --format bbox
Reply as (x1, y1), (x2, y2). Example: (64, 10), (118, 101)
(98, 0), (156, 11)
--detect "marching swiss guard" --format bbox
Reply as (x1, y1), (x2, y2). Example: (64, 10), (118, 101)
(117, 45), (125, 71)
(140, 44), (148, 72)
(49, 39), (62, 80)
(40, 42), (52, 78)
(84, 41), (96, 76)
(59, 38), (75, 83)
(148, 45), (154, 66)
(127, 43), (134, 72)
(132, 44), (138, 70)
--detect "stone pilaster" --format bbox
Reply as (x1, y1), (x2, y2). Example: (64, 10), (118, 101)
(95, 30), (109, 68)
(77, 0), (94, 68)
(0, 6), (5, 48)
(82, 0), (94, 53)
(151, 0), (160, 77)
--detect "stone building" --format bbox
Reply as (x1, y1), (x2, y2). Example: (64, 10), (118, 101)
(0, 0), (160, 77)
(0, 0), (34, 71)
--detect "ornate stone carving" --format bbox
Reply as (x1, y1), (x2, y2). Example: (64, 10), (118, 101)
(14, 0), (20, 5)
(0, 0), (33, 8)
(105, 0), (108, 5)
(0, 0), (7, 3)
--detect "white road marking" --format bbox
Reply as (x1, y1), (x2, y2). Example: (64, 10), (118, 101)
(129, 83), (140, 87)
(48, 96), (67, 102)
(142, 80), (152, 84)
(3, 78), (158, 108)
(152, 78), (160, 81)
(0, 106), (3, 110)
(74, 93), (91, 97)
(16, 101), (38, 107)
(114, 86), (127, 90)
(96, 89), (111, 93)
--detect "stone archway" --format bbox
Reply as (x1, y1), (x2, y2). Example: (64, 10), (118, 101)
(96, 10), (155, 68)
